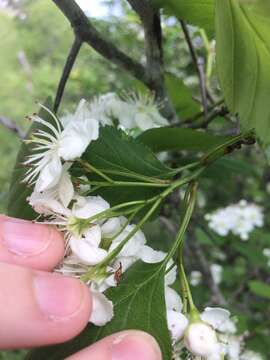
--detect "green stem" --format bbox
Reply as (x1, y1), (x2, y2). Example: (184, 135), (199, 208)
(98, 197), (163, 268)
(164, 182), (198, 312)
(82, 180), (170, 188)
(81, 198), (163, 282)
(79, 160), (114, 183)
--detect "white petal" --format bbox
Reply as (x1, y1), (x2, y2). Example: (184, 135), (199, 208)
(101, 217), (121, 238)
(72, 195), (110, 220)
(28, 190), (70, 216)
(165, 262), (177, 286)
(184, 322), (220, 357)
(84, 225), (102, 247)
(109, 226), (146, 257)
(167, 310), (188, 341)
(58, 167), (74, 207)
(70, 236), (107, 265)
(140, 245), (166, 263)
(89, 291), (114, 326)
(35, 155), (62, 192)
(113, 256), (137, 272)
(74, 99), (92, 122)
(165, 286), (182, 312)
(201, 307), (236, 333)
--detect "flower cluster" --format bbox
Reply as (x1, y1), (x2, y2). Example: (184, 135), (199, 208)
(62, 92), (168, 134)
(23, 97), (174, 328)
(22, 97), (264, 360)
(172, 307), (263, 360)
(205, 200), (264, 240)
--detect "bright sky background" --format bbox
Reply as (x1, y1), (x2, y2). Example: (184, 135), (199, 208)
(0, 0), (121, 18)
(75, 0), (109, 17)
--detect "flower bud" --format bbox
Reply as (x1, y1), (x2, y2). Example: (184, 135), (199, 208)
(184, 322), (221, 358)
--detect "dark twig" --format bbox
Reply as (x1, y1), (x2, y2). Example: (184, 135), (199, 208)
(171, 99), (229, 129)
(54, 36), (82, 113)
(180, 21), (209, 117)
(189, 105), (229, 129)
(0, 115), (25, 138)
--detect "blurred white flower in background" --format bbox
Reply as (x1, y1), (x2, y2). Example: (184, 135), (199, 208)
(240, 350), (264, 360)
(210, 263), (223, 285)
(190, 270), (202, 286)
(205, 200), (264, 240)
(263, 248), (270, 266)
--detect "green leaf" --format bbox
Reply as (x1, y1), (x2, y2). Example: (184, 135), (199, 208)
(137, 127), (229, 153)
(215, 0), (270, 145)
(76, 126), (174, 206)
(27, 261), (172, 360)
(249, 280), (270, 299)
(8, 98), (53, 220)
(154, 0), (215, 37)
(165, 73), (200, 119)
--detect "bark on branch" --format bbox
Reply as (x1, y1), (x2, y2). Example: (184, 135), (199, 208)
(127, 0), (177, 120)
(52, 0), (147, 86)
(52, 0), (177, 120)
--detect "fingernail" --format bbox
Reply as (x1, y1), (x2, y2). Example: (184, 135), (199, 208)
(34, 274), (84, 320)
(111, 332), (162, 360)
(2, 217), (51, 256)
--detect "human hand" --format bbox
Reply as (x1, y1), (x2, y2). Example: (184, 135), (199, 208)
(0, 215), (161, 360)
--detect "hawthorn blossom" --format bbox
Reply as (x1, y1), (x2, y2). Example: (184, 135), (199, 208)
(23, 100), (99, 192)
(123, 92), (169, 131)
(201, 307), (236, 334)
(89, 290), (114, 326)
(184, 321), (222, 359)
(167, 310), (188, 342)
(86, 92), (169, 132)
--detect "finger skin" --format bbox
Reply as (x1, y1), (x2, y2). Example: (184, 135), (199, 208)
(67, 331), (162, 360)
(0, 215), (65, 271)
(0, 262), (92, 349)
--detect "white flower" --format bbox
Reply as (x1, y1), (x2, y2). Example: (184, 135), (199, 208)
(167, 310), (188, 341)
(109, 224), (146, 258)
(88, 92), (129, 126)
(165, 286), (182, 312)
(72, 195), (110, 220)
(190, 270), (202, 286)
(184, 322), (222, 359)
(210, 264), (223, 285)
(140, 245), (177, 285)
(124, 92), (169, 131)
(69, 225), (108, 266)
(222, 335), (242, 360)
(201, 307), (236, 334)
(23, 100), (99, 192)
(28, 163), (74, 215)
(205, 201), (264, 241)
(58, 100), (99, 161)
(101, 217), (122, 238)
(89, 290), (114, 326)
(88, 92), (169, 132)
